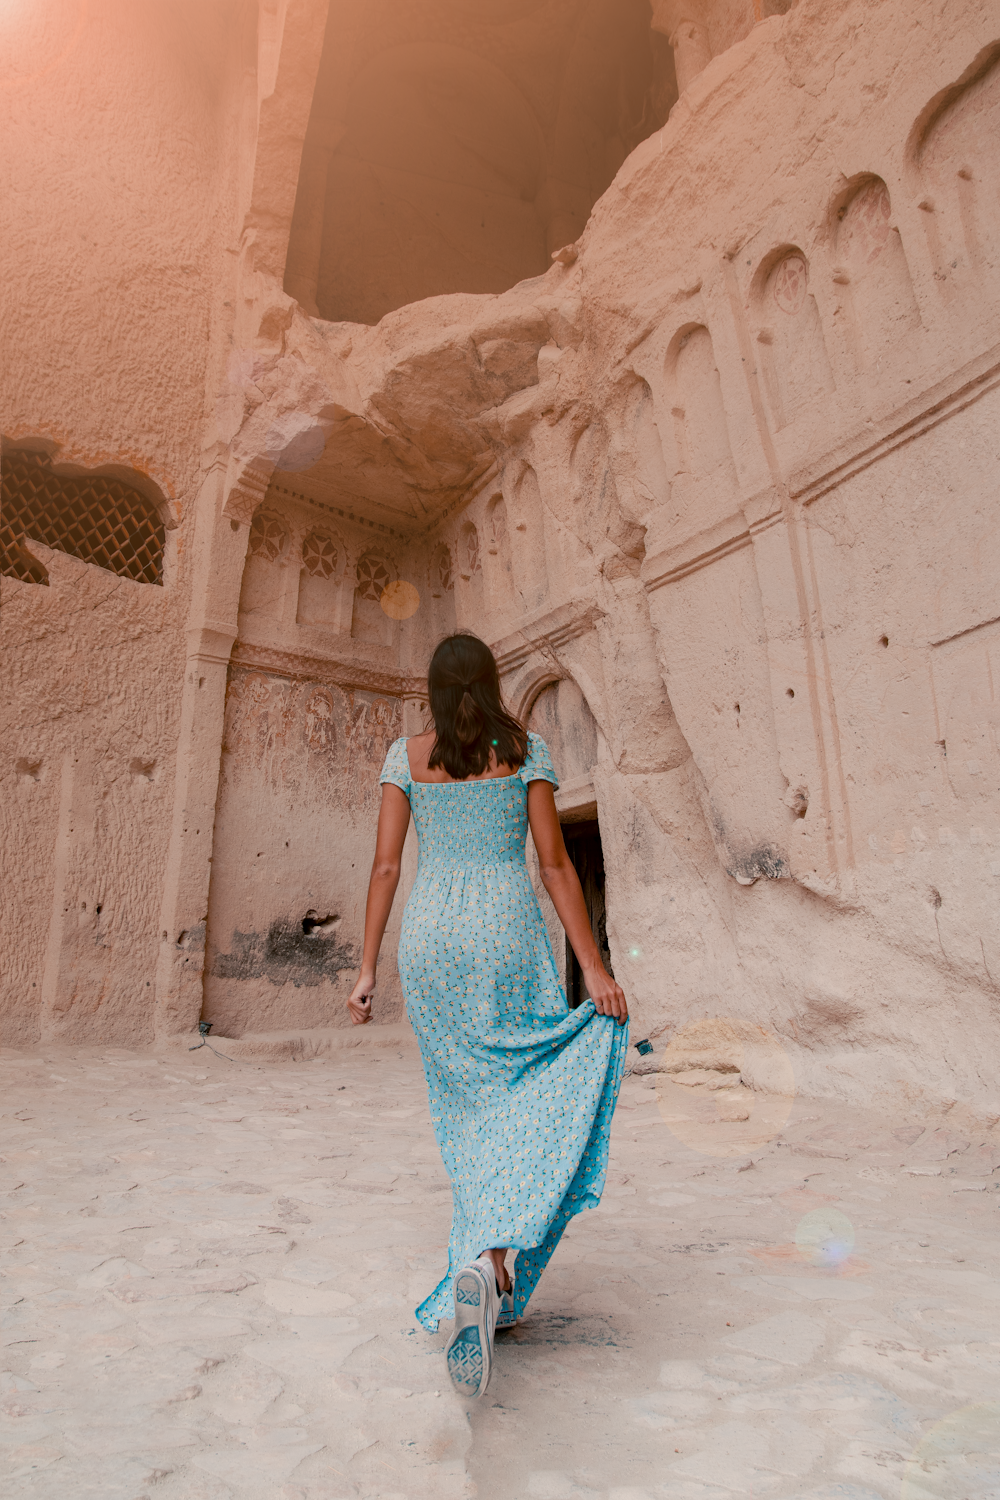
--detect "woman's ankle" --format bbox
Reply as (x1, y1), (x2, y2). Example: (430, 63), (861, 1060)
(479, 1248), (509, 1296)
(478, 1247), (511, 1293)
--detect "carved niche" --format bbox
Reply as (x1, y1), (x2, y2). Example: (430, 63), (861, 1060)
(835, 178), (919, 369)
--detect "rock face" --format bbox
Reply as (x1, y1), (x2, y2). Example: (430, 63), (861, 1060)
(2, 0), (999, 1112)
(287, 0), (679, 323)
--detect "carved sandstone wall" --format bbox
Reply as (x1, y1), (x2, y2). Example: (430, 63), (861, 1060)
(2, 0), (998, 1114)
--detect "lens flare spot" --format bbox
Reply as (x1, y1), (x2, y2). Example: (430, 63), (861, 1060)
(380, 580), (420, 620)
(901, 1402), (1000, 1500)
(794, 1207), (855, 1266)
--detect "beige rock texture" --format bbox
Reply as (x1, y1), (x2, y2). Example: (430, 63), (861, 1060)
(2, 0), (1000, 1123)
(1, 1034), (998, 1498)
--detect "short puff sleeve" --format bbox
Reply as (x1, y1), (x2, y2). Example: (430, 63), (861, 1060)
(379, 737), (412, 795)
(518, 731), (559, 788)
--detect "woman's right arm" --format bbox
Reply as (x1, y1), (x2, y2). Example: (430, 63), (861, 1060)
(346, 783), (411, 1024)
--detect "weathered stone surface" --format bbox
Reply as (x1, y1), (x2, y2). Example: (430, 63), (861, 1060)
(1, 1042), (998, 1497)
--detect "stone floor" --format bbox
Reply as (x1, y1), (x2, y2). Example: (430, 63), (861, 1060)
(1, 1030), (999, 1500)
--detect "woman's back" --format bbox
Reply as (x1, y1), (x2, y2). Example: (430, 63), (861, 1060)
(379, 732), (555, 870)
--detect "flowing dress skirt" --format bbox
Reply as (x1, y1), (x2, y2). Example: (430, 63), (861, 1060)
(380, 733), (629, 1330)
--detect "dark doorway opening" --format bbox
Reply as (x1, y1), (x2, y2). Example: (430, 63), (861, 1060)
(562, 819), (613, 1008)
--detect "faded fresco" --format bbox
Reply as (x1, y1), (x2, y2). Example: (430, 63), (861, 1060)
(204, 667), (402, 1036)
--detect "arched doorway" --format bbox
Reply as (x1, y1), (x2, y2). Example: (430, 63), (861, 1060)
(560, 819), (614, 1008)
(526, 677), (613, 1007)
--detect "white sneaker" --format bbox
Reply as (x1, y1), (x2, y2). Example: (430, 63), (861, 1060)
(444, 1256), (500, 1399)
(495, 1275), (517, 1329)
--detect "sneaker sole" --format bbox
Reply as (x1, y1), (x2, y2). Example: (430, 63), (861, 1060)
(445, 1266), (493, 1398)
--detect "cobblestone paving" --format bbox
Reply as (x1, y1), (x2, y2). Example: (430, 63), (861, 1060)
(1, 1038), (998, 1500)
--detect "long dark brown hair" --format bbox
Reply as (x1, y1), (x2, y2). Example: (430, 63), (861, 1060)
(427, 634), (527, 780)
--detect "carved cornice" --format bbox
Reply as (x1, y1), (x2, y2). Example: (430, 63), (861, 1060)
(492, 595), (604, 678)
(425, 455), (500, 540)
(251, 455), (500, 545)
(223, 459), (273, 526)
(187, 621), (238, 666)
(641, 346), (1000, 595)
(789, 345), (1000, 508)
(642, 512), (753, 594)
(231, 639), (424, 698)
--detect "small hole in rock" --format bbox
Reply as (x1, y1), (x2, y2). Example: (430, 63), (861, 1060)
(95, 904), (102, 915)
(130, 757), (157, 781)
(230, 518), (240, 532)
(786, 688), (795, 699)
(302, 911), (339, 936)
(16, 757), (43, 781)
(880, 634), (889, 648)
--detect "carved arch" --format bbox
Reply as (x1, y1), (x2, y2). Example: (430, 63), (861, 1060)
(750, 244), (834, 428)
(906, 41), (1000, 282)
(905, 39), (1000, 169)
(664, 322), (736, 480)
(514, 668), (564, 725)
(832, 174), (919, 368)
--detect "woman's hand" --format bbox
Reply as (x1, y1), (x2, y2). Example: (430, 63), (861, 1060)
(347, 971), (376, 1025)
(525, 783), (629, 1027)
(583, 963), (628, 1024)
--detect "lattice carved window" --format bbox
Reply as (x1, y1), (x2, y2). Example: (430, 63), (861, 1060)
(356, 554), (391, 601)
(1, 448), (165, 586)
(302, 532), (338, 578)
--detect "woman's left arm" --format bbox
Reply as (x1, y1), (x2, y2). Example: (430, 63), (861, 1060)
(527, 780), (628, 1023)
(346, 783), (411, 1024)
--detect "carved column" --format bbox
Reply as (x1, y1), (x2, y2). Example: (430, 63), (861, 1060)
(154, 463), (252, 1039)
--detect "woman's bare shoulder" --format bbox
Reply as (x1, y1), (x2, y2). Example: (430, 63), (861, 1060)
(406, 730), (435, 772)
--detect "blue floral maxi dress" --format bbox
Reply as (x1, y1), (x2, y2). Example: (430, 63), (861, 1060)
(379, 732), (629, 1331)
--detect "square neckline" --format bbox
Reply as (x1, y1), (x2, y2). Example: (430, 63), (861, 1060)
(403, 736), (520, 786)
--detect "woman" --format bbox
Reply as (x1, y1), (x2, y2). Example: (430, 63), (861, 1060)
(346, 633), (628, 1399)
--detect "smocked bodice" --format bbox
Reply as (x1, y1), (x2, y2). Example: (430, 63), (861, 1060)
(409, 777), (527, 867)
(378, 732), (559, 871)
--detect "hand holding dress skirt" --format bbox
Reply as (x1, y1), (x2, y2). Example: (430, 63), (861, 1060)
(378, 731), (629, 1330)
